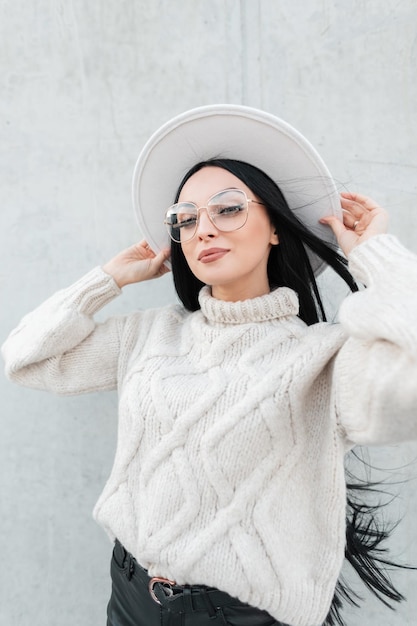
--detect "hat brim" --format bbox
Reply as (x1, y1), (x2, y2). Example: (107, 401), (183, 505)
(132, 104), (341, 276)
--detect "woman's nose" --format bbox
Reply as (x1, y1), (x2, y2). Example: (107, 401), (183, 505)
(196, 208), (217, 239)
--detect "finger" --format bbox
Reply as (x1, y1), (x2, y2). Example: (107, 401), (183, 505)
(138, 239), (152, 251)
(341, 192), (380, 212)
(320, 215), (348, 239)
(341, 200), (364, 219)
(151, 248), (171, 273)
(159, 247), (171, 263)
(136, 240), (158, 260)
(342, 210), (361, 230)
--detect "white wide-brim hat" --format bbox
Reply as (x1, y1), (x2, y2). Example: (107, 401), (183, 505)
(132, 104), (341, 275)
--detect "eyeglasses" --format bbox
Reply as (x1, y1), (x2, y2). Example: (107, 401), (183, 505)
(164, 188), (264, 243)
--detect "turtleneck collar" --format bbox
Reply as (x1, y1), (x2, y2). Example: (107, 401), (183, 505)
(198, 285), (299, 324)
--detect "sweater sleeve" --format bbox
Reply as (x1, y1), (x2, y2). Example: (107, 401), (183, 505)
(1, 266), (127, 395)
(333, 234), (417, 445)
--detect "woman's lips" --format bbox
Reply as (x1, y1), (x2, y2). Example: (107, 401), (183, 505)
(198, 248), (230, 263)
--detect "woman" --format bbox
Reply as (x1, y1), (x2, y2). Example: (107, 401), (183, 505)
(3, 105), (417, 626)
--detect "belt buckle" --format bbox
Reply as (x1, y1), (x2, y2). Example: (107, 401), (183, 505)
(149, 576), (177, 605)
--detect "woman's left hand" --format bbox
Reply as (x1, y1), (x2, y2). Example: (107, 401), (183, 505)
(320, 192), (389, 257)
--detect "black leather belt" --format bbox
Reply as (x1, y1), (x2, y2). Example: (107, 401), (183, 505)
(114, 539), (236, 616)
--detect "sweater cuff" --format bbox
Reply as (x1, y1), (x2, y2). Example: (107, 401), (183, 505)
(59, 266), (122, 316)
(347, 233), (417, 287)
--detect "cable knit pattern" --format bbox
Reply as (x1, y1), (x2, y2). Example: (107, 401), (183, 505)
(2, 234), (417, 626)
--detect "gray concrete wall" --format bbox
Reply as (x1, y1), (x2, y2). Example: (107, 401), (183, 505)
(1, 1), (416, 624)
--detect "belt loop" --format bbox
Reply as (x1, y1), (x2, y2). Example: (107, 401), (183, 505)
(114, 539), (127, 565)
(126, 554), (135, 580)
(183, 586), (193, 612)
(201, 588), (216, 617)
(114, 540), (135, 581)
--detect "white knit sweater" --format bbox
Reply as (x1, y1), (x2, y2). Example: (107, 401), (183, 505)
(3, 234), (417, 626)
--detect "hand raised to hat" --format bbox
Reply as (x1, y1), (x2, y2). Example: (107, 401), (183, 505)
(320, 192), (389, 257)
(102, 240), (171, 288)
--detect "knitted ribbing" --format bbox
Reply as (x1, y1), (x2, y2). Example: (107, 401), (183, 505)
(2, 234), (417, 626)
(198, 285), (299, 323)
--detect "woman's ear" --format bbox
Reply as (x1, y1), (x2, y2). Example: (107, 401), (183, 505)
(270, 230), (279, 246)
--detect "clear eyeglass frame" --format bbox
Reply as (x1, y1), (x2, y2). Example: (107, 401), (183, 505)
(163, 188), (264, 243)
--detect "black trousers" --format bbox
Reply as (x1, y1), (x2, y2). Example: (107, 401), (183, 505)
(107, 540), (289, 626)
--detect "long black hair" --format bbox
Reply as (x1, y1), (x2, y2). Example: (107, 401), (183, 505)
(170, 158), (411, 625)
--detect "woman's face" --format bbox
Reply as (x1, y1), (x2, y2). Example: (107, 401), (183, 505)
(179, 166), (278, 301)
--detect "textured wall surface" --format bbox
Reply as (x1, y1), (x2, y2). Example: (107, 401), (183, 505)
(1, 1), (416, 624)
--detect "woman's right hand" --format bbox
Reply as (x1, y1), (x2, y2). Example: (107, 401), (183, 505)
(102, 240), (171, 288)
